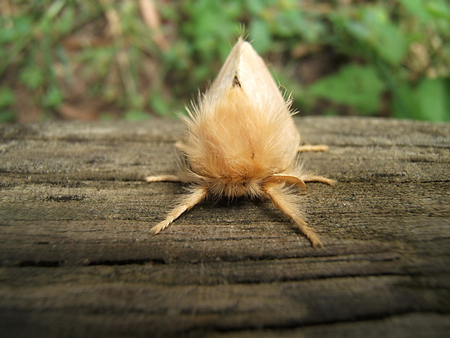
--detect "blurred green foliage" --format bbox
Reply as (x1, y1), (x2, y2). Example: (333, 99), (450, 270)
(0, 0), (449, 122)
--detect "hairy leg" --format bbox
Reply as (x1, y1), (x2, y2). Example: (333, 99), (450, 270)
(301, 174), (336, 185)
(150, 186), (208, 235)
(264, 174), (306, 192)
(145, 175), (181, 182)
(298, 145), (329, 152)
(297, 144), (336, 185)
(263, 183), (323, 248)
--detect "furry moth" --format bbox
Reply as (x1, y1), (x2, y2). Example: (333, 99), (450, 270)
(146, 38), (335, 248)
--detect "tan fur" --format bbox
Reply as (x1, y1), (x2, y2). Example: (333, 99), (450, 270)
(146, 38), (335, 247)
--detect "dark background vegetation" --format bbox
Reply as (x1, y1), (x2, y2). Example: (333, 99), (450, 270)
(1, 0), (449, 123)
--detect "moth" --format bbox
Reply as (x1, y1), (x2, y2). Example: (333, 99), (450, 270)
(146, 37), (335, 247)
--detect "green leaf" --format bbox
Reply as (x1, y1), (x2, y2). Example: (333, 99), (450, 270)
(392, 85), (419, 119)
(42, 86), (63, 108)
(414, 78), (450, 122)
(426, 0), (450, 20)
(309, 64), (385, 114)
(344, 6), (408, 65)
(392, 78), (450, 121)
(58, 6), (75, 34)
(344, 20), (370, 41)
(369, 20), (407, 65)
(245, 0), (273, 15)
(11, 16), (33, 41)
(398, 0), (432, 23)
(249, 18), (271, 54)
(20, 65), (45, 90)
(150, 92), (172, 117)
(0, 87), (15, 107)
(124, 110), (150, 121)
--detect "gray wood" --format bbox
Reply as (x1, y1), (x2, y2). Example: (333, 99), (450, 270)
(0, 117), (449, 337)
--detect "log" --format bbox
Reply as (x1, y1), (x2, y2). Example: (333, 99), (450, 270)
(0, 117), (449, 337)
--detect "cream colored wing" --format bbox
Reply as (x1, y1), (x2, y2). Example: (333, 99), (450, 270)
(237, 40), (287, 113)
(209, 37), (286, 113)
(207, 38), (242, 100)
(206, 38), (300, 150)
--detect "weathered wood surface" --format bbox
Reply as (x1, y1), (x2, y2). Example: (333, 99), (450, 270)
(0, 117), (449, 337)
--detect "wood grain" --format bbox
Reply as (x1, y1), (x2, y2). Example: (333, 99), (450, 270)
(0, 117), (449, 337)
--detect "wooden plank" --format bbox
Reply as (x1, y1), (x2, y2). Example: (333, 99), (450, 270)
(0, 117), (449, 337)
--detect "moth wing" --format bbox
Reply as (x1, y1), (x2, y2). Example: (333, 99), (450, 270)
(209, 38), (285, 112)
(237, 40), (286, 113)
(207, 38), (300, 150)
(207, 39), (242, 99)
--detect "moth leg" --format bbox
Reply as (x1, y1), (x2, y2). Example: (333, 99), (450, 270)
(150, 186), (208, 235)
(301, 174), (336, 186)
(263, 183), (323, 248)
(175, 141), (188, 153)
(145, 175), (181, 182)
(298, 145), (329, 152)
(264, 174), (306, 192)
